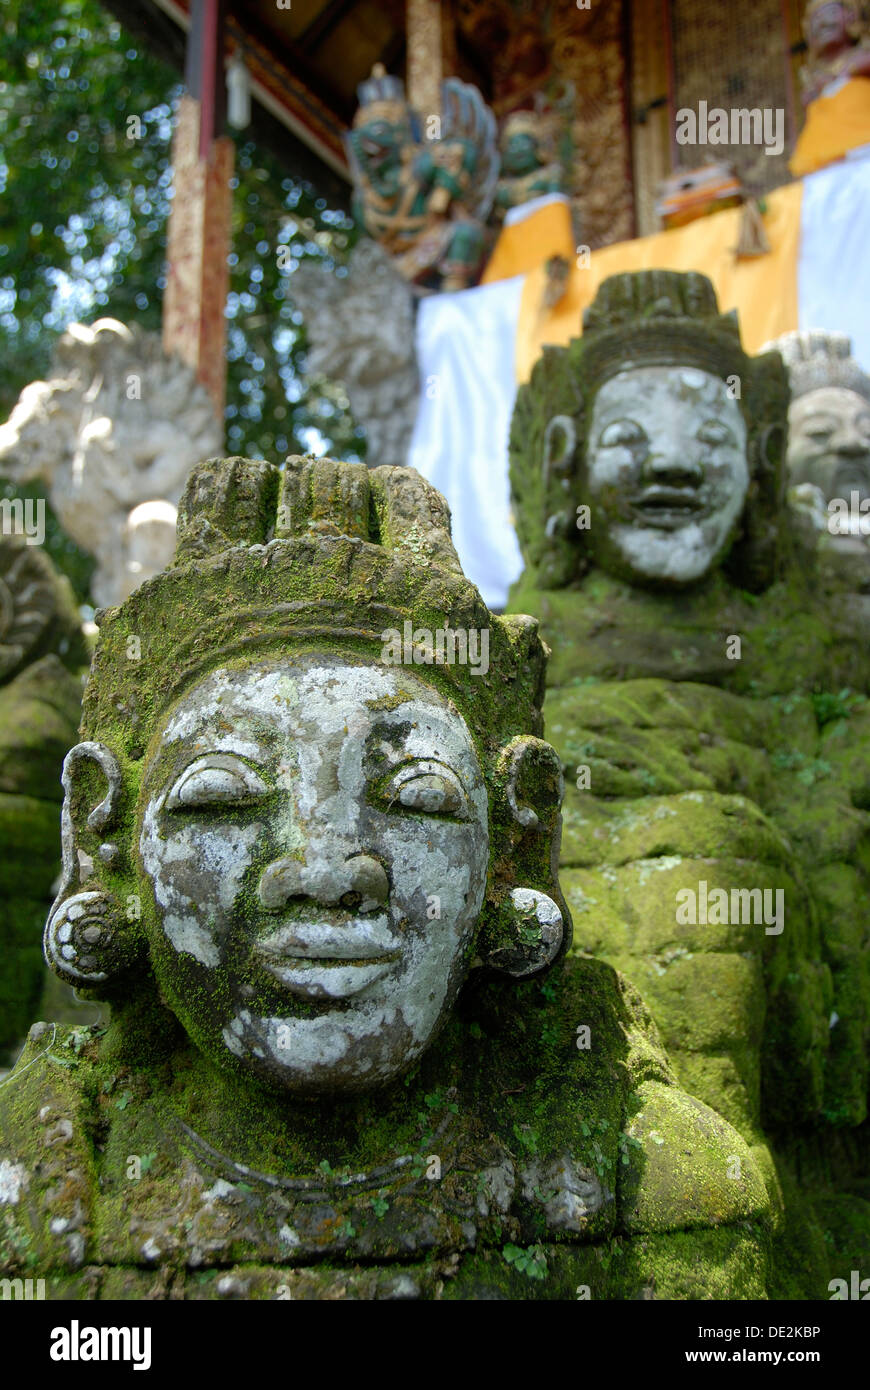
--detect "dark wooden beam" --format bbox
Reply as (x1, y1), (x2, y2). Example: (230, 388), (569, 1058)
(227, 3), (354, 122)
(297, 0), (357, 55)
(187, 0), (227, 155)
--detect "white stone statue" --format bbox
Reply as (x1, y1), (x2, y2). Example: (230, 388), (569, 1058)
(0, 319), (222, 608)
(768, 330), (870, 544)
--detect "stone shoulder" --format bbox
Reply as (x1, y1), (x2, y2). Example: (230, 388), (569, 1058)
(618, 1079), (770, 1235)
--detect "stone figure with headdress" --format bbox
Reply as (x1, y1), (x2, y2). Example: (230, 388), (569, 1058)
(0, 319), (222, 608)
(346, 64), (499, 292)
(770, 330), (870, 534)
(508, 270), (870, 1293)
(494, 90), (572, 222)
(0, 452), (775, 1299)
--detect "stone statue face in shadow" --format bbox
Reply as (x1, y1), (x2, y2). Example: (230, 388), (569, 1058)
(583, 366), (749, 586)
(138, 652), (489, 1094)
(788, 386), (870, 504)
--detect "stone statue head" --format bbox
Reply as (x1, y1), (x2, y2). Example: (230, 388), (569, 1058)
(500, 110), (552, 177)
(509, 270), (790, 592)
(347, 65), (417, 202)
(804, 0), (861, 55)
(43, 456), (569, 1096)
(769, 330), (870, 508)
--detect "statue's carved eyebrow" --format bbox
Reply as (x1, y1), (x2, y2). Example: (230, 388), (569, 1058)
(151, 734), (270, 790)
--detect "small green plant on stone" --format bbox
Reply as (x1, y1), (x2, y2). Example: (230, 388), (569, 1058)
(503, 1243), (548, 1280)
(811, 687), (863, 728)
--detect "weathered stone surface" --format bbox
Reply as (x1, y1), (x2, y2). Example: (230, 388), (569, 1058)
(291, 242), (420, 471)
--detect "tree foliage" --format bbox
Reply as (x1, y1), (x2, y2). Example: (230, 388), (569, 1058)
(0, 0), (363, 599)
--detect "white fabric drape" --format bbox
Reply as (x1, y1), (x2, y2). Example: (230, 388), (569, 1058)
(408, 276), (525, 609)
(798, 149), (870, 372)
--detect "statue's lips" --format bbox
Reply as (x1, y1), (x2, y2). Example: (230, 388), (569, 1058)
(630, 488), (706, 529)
(251, 917), (401, 999)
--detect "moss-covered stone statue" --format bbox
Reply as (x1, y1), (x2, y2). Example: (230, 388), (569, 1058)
(0, 455), (775, 1299)
(508, 270), (870, 1294)
(0, 534), (88, 1064)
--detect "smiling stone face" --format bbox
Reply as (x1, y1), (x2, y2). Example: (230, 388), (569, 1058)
(788, 386), (870, 504)
(583, 366), (749, 587)
(138, 652), (489, 1094)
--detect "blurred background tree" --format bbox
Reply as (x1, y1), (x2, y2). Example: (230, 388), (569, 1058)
(0, 0), (363, 601)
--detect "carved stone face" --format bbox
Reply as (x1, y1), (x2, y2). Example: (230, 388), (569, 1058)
(502, 130), (540, 176)
(350, 115), (412, 198)
(788, 387), (870, 503)
(807, 3), (850, 54)
(583, 366), (749, 586)
(138, 653), (489, 1094)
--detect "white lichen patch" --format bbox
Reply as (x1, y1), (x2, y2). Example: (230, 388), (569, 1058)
(0, 1160), (29, 1205)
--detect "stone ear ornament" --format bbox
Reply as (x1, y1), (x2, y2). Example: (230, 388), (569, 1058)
(44, 889), (130, 986)
(483, 887), (565, 978)
(478, 736), (568, 978)
(44, 740), (139, 990)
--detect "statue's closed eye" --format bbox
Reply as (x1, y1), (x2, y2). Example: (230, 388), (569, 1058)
(166, 755), (269, 810)
(598, 419), (646, 448)
(375, 760), (470, 820)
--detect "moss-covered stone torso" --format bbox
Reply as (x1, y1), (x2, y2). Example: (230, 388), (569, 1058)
(508, 559), (870, 1163)
(0, 956), (771, 1300)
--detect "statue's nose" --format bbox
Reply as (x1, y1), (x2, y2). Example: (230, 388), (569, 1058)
(258, 852), (390, 912)
(643, 444), (703, 483)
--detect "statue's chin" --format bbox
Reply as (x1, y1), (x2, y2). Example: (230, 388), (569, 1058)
(596, 521), (728, 589)
(187, 1005), (431, 1097)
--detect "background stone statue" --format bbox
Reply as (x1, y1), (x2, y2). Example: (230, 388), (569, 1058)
(509, 270), (870, 1293)
(291, 240), (420, 471)
(0, 454), (773, 1299)
(770, 329), (870, 637)
(799, 0), (870, 105)
(0, 318), (222, 608)
(493, 95), (572, 223)
(771, 328), (870, 520)
(0, 534), (88, 1065)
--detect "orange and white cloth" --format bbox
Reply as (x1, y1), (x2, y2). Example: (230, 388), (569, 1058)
(790, 76), (870, 177)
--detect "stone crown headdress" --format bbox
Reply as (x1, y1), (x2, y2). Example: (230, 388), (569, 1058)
(83, 455), (548, 763)
(579, 270), (746, 393)
(766, 329), (870, 403)
(352, 62), (410, 128)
